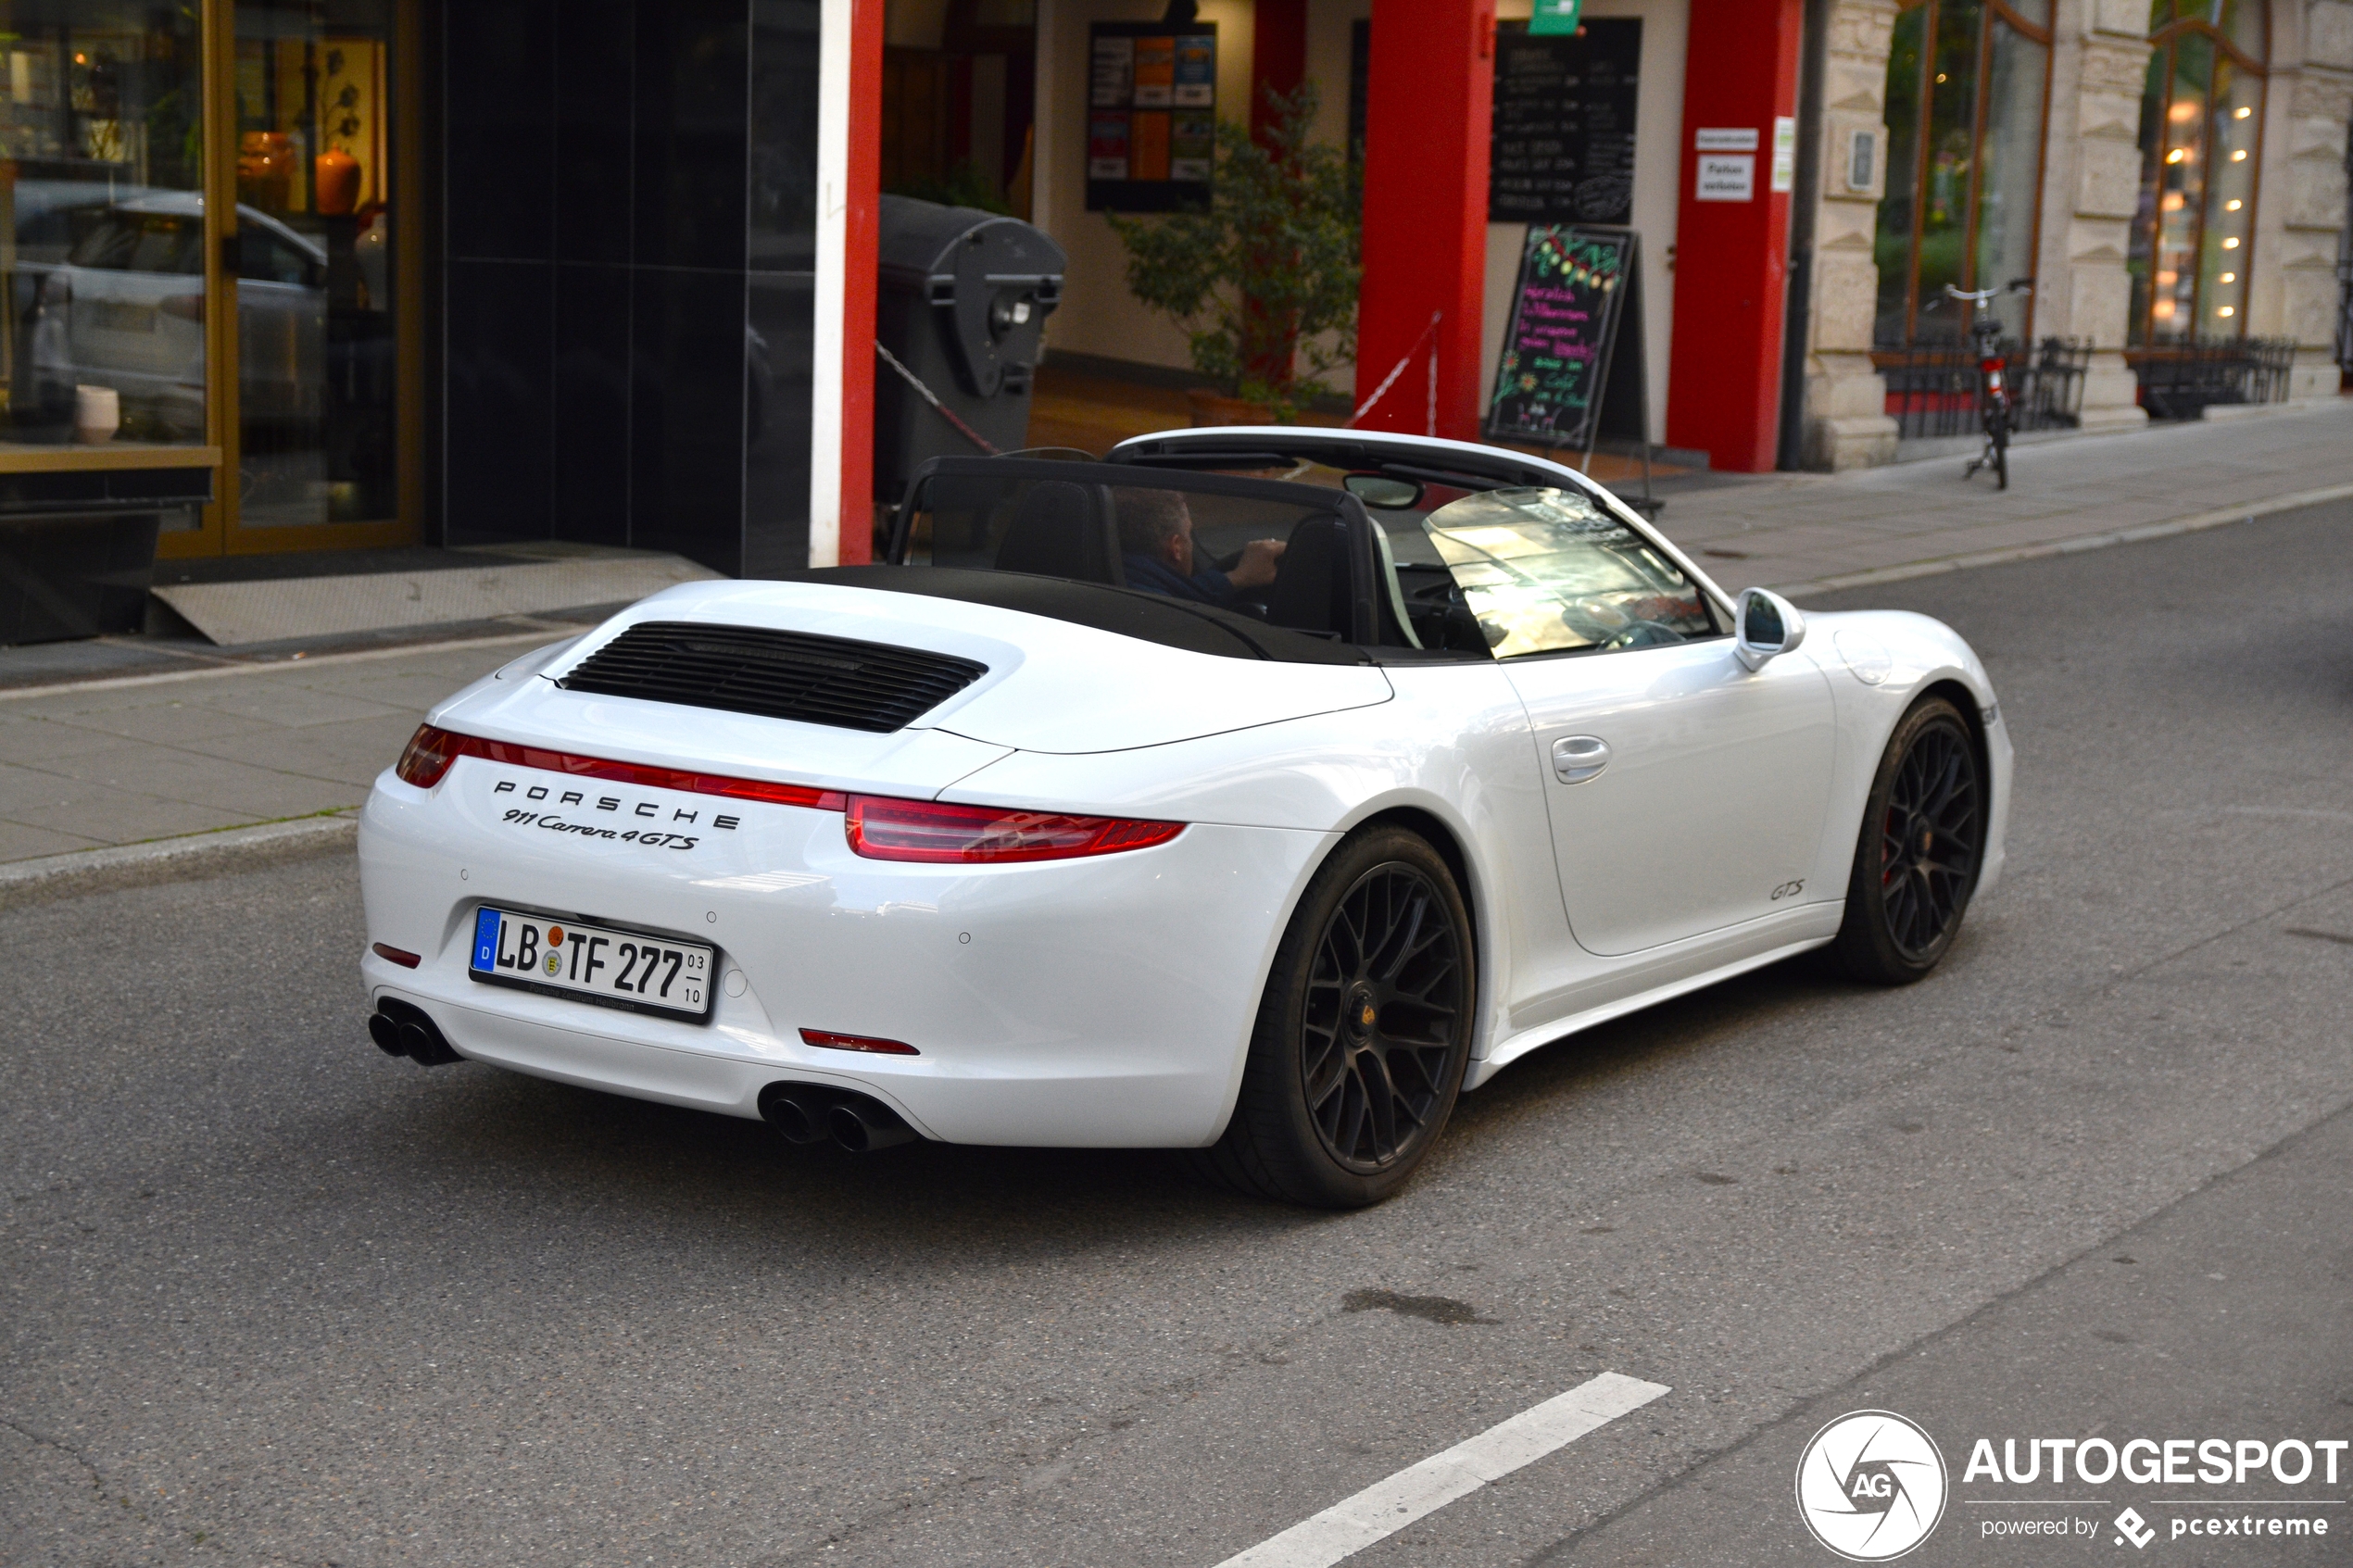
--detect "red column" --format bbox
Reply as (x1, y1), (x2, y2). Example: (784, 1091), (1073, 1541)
(1356, 0), (1494, 439)
(838, 0), (884, 562)
(1663, 0), (1802, 471)
(1251, 0), (1307, 139)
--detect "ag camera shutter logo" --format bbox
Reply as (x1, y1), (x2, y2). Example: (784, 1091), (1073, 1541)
(1795, 1410), (1949, 1561)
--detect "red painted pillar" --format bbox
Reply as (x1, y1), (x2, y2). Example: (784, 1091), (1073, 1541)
(1252, 0), (1308, 137)
(1357, 0), (1494, 439)
(839, 0), (884, 562)
(1663, 0), (1802, 471)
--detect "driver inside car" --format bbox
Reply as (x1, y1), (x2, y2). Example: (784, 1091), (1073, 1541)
(1114, 487), (1286, 608)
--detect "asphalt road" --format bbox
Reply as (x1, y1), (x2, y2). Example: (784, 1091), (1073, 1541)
(6, 500), (2351, 1568)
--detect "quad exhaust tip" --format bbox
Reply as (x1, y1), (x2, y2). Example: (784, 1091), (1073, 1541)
(369, 997), (463, 1067)
(760, 1083), (919, 1153)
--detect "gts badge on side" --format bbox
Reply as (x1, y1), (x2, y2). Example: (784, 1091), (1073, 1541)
(1770, 879), (1806, 901)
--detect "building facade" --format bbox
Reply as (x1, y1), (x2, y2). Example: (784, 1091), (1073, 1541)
(0, 0), (2345, 646)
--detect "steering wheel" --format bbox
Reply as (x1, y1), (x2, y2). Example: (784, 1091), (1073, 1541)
(1598, 620), (1686, 651)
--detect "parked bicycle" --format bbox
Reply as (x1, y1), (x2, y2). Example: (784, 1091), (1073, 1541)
(1944, 279), (2033, 489)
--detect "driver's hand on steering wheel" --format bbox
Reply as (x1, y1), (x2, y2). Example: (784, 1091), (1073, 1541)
(1227, 538), (1288, 591)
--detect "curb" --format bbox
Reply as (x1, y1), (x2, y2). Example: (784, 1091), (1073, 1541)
(0, 813), (359, 910)
(1775, 480), (2353, 598)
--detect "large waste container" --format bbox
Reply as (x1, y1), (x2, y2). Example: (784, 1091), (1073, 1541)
(875, 195), (1065, 504)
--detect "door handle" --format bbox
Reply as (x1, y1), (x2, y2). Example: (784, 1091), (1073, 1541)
(1552, 734), (1611, 784)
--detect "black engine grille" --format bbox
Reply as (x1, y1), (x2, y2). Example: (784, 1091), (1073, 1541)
(557, 621), (988, 733)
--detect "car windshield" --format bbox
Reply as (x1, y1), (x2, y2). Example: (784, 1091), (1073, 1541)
(1423, 486), (1717, 659)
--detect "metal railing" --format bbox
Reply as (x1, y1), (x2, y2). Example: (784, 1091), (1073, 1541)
(2126, 337), (2296, 420)
(1871, 338), (2091, 441)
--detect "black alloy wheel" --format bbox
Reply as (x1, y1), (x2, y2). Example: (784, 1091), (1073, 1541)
(1302, 862), (1466, 1173)
(1831, 696), (1985, 984)
(1198, 827), (1475, 1208)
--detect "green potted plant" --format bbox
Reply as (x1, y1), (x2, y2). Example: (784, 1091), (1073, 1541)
(1107, 83), (1360, 425)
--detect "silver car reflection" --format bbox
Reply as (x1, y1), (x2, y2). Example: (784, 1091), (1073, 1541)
(25, 191), (328, 441)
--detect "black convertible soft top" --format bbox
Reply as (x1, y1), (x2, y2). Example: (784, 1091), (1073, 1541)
(774, 565), (1370, 665)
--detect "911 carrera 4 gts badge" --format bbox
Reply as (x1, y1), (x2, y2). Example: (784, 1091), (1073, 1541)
(490, 777), (742, 849)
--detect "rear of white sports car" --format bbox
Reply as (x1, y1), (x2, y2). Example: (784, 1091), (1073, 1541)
(358, 576), (1390, 1150)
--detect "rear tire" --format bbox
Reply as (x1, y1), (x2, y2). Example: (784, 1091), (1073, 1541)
(1991, 408), (2010, 489)
(1829, 696), (1985, 985)
(1194, 827), (1475, 1209)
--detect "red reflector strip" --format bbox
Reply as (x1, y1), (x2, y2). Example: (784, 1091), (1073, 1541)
(799, 1027), (920, 1056)
(845, 795), (1184, 863)
(394, 724), (845, 809)
(371, 942), (422, 969)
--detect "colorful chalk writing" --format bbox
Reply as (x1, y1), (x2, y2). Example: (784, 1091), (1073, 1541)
(1485, 225), (1636, 448)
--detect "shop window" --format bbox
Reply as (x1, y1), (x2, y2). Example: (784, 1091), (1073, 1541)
(0, 0), (208, 445)
(2127, 0), (2266, 345)
(232, 0), (399, 528)
(1872, 0), (2054, 347)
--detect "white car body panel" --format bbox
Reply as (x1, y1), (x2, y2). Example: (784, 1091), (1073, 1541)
(359, 433), (2012, 1150)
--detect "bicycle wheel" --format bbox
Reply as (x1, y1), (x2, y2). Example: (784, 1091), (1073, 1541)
(1991, 404), (2009, 489)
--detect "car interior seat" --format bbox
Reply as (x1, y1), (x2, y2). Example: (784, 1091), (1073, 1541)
(994, 481), (1124, 585)
(1263, 513), (1355, 638)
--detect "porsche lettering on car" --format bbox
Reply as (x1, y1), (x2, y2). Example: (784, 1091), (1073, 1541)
(358, 429), (2011, 1205)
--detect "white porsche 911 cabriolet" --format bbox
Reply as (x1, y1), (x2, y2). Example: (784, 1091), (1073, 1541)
(359, 429), (2008, 1207)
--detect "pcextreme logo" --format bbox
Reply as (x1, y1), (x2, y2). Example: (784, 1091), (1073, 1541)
(1796, 1410), (1950, 1561)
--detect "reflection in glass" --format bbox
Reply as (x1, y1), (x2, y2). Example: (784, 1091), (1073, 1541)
(2128, 0), (2266, 345)
(233, 0), (395, 526)
(1, 0), (206, 445)
(1872, 0), (2053, 348)
(1423, 487), (1712, 659)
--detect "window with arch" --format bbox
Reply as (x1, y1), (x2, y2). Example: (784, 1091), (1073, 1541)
(1873, 0), (2056, 346)
(2128, 0), (2267, 344)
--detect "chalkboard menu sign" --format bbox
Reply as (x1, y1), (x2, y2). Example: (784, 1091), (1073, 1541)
(1486, 226), (1643, 455)
(1087, 21), (1216, 214)
(1490, 19), (1642, 225)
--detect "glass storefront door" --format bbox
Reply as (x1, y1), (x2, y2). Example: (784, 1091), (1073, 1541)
(0, 0), (210, 449)
(228, 0), (397, 534)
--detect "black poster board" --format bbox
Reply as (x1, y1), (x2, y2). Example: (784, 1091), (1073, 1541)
(1086, 22), (1216, 213)
(1489, 19), (1642, 225)
(1485, 226), (1653, 507)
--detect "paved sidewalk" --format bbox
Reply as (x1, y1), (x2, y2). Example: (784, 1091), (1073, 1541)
(1656, 397), (2353, 594)
(1, 399), (2346, 869)
(0, 636), (532, 864)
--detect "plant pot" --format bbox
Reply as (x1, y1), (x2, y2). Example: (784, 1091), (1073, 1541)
(1188, 388), (1272, 427)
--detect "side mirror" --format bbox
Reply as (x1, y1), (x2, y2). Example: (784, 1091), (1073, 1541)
(1734, 587), (1806, 671)
(1343, 472), (1426, 509)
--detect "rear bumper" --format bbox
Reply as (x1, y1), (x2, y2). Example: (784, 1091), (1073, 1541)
(358, 767), (1330, 1147)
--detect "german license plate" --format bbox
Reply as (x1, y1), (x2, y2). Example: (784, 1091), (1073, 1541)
(468, 907), (713, 1020)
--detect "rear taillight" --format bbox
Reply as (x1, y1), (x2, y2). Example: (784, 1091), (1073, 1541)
(389, 727), (1185, 859)
(844, 796), (1183, 863)
(389, 724), (843, 807)
(395, 723), (461, 787)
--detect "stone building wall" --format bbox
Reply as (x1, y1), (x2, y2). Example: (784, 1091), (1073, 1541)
(1796, 0), (2347, 470)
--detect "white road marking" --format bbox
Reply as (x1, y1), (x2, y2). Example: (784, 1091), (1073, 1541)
(1213, 1371), (1671, 1568)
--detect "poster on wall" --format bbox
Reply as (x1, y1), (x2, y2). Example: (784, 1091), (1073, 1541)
(1490, 18), (1642, 225)
(1087, 21), (1215, 212)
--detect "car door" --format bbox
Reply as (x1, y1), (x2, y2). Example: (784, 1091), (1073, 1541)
(1426, 486), (1838, 958)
